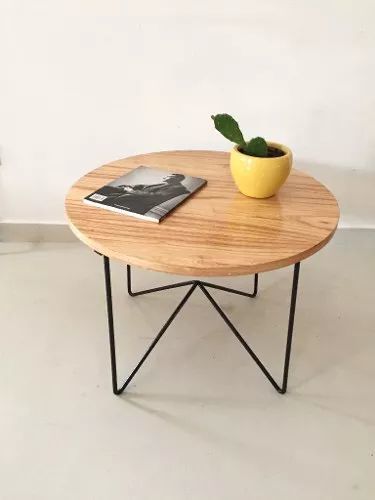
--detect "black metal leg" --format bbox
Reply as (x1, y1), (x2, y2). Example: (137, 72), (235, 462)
(280, 262), (300, 393)
(103, 256), (120, 395)
(102, 257), (300, 395)
(104, 257), (197, 395)
(198, 262), (300, 394)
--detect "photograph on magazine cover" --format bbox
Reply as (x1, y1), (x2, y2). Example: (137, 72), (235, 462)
(85, 166), (206, 221)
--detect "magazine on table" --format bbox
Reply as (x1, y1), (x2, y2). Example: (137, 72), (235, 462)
(83, 165), (207, 222)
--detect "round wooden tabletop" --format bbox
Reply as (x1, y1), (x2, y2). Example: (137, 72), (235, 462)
(65, 150), (339, 276)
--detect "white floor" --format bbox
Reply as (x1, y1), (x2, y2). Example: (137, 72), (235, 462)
(1, 229), (374, 500)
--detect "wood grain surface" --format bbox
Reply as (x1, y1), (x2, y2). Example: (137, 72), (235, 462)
(65, 150), (340, 276)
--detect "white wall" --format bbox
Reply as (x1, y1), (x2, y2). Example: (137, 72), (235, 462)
(1, 0), (374, 226)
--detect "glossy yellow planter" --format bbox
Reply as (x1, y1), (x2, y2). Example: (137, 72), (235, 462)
(230, 142), (293, 198)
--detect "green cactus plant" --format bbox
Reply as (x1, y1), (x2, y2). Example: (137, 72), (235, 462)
(211, 113), (269, 158)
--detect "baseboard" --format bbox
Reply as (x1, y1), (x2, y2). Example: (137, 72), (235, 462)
(0, 222), (373, 243)
(0, 223), (77, 242)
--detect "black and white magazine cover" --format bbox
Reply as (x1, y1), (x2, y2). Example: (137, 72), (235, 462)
(84, 166), (207, 222)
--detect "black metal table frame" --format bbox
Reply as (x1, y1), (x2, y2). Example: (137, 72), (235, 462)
(100, 253), (301, 396)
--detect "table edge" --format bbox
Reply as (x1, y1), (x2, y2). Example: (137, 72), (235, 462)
(66, 213), (338, 276)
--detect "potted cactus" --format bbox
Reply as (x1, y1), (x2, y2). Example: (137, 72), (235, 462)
(211, 113), (293, 198)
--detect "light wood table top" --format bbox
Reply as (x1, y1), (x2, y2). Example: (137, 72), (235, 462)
(65, 150), (339, 276)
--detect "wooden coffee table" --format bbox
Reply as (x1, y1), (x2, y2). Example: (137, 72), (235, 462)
(65, 150), (339, 395)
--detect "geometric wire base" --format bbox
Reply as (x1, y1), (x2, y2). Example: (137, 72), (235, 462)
(102, 255), (300, 396)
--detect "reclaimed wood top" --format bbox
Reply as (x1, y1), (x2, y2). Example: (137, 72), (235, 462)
(65, 150), (339, 276)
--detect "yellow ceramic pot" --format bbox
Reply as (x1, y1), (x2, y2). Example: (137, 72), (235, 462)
(230, 142), (293, 198)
